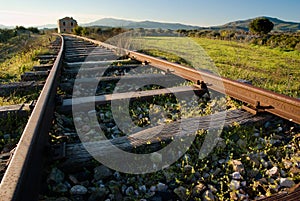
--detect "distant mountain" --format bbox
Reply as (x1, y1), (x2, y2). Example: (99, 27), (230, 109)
(81, 17), (300, 32)
(38, 24), (57, 29)
(82, 18), (134, 27)
(14, 16), (300, 32)
(82, 18), (201, 30)
(0, 24), (13, 29)
(126, 20), (200, 30)
(213, 16), (300, 32)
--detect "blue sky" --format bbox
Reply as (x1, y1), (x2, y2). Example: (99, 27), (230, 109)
(0, 0), (299, 27)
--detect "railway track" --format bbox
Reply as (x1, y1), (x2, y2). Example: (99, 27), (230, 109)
(0, 37), (61, 181)
(0, 34), (299, 201)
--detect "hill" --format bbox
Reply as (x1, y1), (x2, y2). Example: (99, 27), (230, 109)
(82, 18), (200, 30)
(81, 17), (300, 32)
(214, 16), (300, 32)
(37, 24), (57, 29)
(0, 24), (13, 29)
(82, 18), (133, 27)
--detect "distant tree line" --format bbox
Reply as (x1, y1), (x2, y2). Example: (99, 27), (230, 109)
(72, 26), (180, 41)
(252, 33), (300, 51)
(0, 26), (40, 43)
(177, 17), (300, 52)
(73, 26), (127, 41)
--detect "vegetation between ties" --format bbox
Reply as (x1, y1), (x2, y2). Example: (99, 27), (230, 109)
(47, 83), (300, 200)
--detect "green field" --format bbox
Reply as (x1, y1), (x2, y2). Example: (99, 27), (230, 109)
(134, 37), (300, 98)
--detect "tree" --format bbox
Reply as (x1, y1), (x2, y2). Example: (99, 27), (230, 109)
(73, 26), (83, 35)
(0, 28), (17, 42)
(15, 26), (27, 32)
(249, 17), (274, 35)
(27, 27), (40, 34)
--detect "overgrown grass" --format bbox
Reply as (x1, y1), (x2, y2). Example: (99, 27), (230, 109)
(0, 34), (57, 106)
(193, 37), (300, 97)
(0, 90), (41, 106)
(0, 34), (55, 82)
(0, 112), (29, 152)
(138, 49), (191, 66)
(137, 37), (300, 98)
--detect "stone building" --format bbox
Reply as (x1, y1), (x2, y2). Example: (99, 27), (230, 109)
(57, 17), (77, 33)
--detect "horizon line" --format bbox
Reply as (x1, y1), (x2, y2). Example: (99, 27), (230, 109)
(1, 15), (299, 29)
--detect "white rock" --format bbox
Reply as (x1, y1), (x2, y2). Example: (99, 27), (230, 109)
(261, 159), (269, 168)
(113, 171), (121, 180)
(70, 185), (88, 195)
(232, 172), (242, 180)
(125, 186), (134, 196)
(157, 182), (168, 191)
(112, 126), (118, 131)
(99, 113), (105, 120)
(218, 159), (226, 164)
(267, 166), (279, 177)
(138, 114), (143, 119)
(150, 186), (156, 192)
(277, 127), (283, 132)
(121, 185), (127, 194)
(139, 185), (147, 193)
(280, 178), (295, 188)
(105, 111), (111, 118)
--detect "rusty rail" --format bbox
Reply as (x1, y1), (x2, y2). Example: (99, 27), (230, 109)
(0, 34), (64, 201)
(72, 35), (300, 124)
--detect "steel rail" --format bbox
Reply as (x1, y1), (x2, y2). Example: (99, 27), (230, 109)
(0, 34), (64, 201)
(71, 34), (300, 124)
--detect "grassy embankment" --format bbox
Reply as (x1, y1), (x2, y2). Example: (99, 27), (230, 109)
(0, 34), (56, 106)
(136, 37), (300, 98)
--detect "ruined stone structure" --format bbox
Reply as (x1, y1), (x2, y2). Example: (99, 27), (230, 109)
(57, 17), (77, 33)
